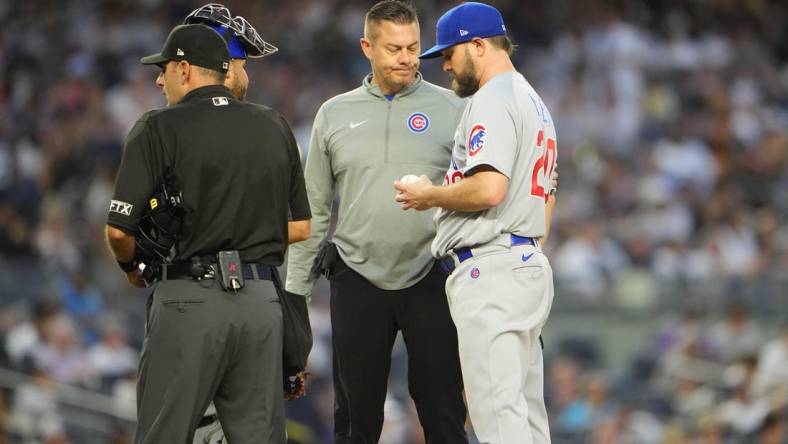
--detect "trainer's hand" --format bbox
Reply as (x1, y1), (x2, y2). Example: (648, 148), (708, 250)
(393, 175), (432, 211)
(284, 371), (308, 401)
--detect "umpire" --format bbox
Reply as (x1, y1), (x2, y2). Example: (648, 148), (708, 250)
(104, 24), (310, 443)
(286, 1), (467, 443)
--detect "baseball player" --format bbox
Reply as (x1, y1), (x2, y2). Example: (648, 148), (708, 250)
(184, 4), (308, 247)
(184, 3), (277, 102)
(395, 3), (557, 443)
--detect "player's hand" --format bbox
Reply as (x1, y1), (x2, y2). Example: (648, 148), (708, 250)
(126, 269), (146, 288)
(284, 371), (308, 401)
(393, 175), (432, 211)
(550, 168), (558, 190)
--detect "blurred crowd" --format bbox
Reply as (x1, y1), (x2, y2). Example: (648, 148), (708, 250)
(542, 306), (787, 444)
(0, 0), (785, 443)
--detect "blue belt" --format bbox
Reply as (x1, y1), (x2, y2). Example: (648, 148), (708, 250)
(440, 234), (536, 274)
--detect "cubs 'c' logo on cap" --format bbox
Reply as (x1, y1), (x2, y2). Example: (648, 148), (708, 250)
(407, 112), (430, 134)
(468, 124), (487, 157)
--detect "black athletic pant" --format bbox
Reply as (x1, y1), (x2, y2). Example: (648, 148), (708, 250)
(330, 257), (467, 444)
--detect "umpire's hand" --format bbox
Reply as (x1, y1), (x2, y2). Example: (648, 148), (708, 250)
(126, 269), (146, 288)
(284, 371), (308, 401)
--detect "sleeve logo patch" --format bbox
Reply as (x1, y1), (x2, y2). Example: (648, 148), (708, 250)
(109, 200), (133, 216)
(468, 124), (487, 157)
(407, 112), (430, 134)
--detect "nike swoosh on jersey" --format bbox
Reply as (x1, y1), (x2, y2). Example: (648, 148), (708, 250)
(521, 252), (535, 263)
(349, 120), (369, 129)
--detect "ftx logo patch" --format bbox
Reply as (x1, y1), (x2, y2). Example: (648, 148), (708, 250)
(109, 200), (133, 216)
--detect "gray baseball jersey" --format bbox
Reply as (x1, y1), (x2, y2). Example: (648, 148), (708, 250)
(431, 71), (557, 257)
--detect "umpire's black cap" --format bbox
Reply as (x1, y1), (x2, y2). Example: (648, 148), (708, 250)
(141, 24), (230, 73)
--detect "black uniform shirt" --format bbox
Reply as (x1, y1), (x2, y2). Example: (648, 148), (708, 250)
(107, 85), (310, 265)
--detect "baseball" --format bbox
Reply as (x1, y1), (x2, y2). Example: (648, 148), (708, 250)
(400, 174), (420, 184)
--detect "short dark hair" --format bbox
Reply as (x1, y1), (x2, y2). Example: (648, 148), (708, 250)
(487, 35), (516, 56)
(365, 0), (418, 41)
(193, 65), (227, 83)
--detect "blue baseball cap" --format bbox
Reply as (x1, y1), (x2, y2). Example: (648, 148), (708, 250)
(207, 24), (247, 59)
(419, 2), (507, 59)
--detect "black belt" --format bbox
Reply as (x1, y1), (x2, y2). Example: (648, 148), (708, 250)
(160, 263), (274, 281)
(440, 234), (537, 274)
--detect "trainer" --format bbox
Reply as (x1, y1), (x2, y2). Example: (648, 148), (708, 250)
(104, 24), (310, 443)
(286, 1), (467, 443)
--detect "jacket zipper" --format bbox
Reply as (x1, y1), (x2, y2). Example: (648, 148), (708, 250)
(384, 100), (392, 163)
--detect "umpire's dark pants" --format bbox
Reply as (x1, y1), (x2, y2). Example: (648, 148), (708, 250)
(331, 258), (467, 444)
(135, 278), (286, 444)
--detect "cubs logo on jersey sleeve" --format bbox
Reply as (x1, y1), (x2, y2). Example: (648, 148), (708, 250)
(468, 124), (486, 157)
(407, 112), (430, 134)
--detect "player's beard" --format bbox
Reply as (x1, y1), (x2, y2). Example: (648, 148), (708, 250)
(451, 51), (480, 98)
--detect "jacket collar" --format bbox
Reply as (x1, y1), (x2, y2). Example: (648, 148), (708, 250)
(363, 72), (423, 99)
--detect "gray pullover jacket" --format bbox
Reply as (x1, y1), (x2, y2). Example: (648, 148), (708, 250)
(286, 73), (464, 296)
